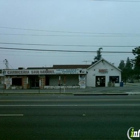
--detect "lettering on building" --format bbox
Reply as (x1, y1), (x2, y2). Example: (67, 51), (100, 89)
(99, 69), (108, 73)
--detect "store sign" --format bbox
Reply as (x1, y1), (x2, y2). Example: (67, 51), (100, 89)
(55, 69), (85, 74)
(3, 69), (55, 75)
(55, 69), (76, 74)
(3, 69), (87, 75)
(53, 69), (87, 74)
(99, 69), (108, 73)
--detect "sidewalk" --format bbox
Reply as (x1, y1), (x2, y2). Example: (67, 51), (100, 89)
(124, 82), (140, 86)
(0, 89), (140, 96)
(0, 82), (139, 95)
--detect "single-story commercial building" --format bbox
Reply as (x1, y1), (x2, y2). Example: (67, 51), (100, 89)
(86, 59), (121, 87)
(2, 59), (121, 89)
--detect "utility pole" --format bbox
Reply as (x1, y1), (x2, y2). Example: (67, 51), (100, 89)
(3, 59), (9, 69)
(59, 76), (61, 93)
(3, 59), (9, 91)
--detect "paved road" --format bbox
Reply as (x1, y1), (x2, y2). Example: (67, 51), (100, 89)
(0, 95), (140, 140)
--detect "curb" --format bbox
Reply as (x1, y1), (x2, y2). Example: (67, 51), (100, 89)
(0, 93), (73, 96)
(73, 93), (128, 96)
(126, 92), (140, 95)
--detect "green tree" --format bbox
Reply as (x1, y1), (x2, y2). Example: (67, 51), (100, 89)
(132, 46), (140, 74)
(118, 60), (126, 82)
(118, 60), (125, 70)
(94, 48), (103, 61)
(125, 57), (132, 70)
(132, 46), (140, 81)
(118, 58), (133, 83)
(124, 57), (133, 82)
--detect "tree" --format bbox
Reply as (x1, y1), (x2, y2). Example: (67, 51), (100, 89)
(132, 46), (140, 74)
(118, 60), (125, 70)
(124, 57), (133, 82)
(94, 48), (103, 61)
(125, 57), (132, 70)
(118, 58), (133, 83)
(118, 60), (127, 82)
(132, 46), (140, 81)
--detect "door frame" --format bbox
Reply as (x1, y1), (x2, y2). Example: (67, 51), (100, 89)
(96, 76), (106, 87)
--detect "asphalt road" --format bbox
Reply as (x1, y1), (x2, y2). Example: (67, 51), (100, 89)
(0, 95), (140, 140)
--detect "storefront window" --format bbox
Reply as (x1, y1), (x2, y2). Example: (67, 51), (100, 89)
(109, 76), (119, 83)
(12, 78), (22, 86)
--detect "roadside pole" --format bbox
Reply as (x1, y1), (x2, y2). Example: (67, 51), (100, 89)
(64, 76), (66, 93)
(3, 74), (4, 93)
(64, 85), (65, 93)
(39, 75), (40, 94)
(59, 76), (61, 93)
(3, 70), (5, 93)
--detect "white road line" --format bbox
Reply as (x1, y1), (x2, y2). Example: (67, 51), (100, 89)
(0, 104), (140, 107)
(0, 114), (24, 117)
(0, 99), (140, 102)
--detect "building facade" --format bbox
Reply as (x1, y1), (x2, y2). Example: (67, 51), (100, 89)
(2, 59), (121, 89)
(87, 59), (121, 87)
(3, 66), (88, 89)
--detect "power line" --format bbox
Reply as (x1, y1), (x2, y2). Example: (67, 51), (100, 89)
(0, 42), (137, 48)
(0, 26), (104, 34)
(0, 46), (133, 53)
(92, 0), (140, 2)
(0, 33), (140, 37)
(0, 52), (94, 58)
(0, 26), (140, 35)
(0, 50), (132, 56)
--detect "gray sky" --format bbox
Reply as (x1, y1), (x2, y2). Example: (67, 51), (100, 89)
(0, 0), (140, 69)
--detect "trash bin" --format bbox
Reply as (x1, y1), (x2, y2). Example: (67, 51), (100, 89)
(120, 82), (123, 87)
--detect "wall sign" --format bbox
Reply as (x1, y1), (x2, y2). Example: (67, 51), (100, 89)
(3, 69), (54, 75)
(99, 69), (108, 73)
(3, 69), (87, 75)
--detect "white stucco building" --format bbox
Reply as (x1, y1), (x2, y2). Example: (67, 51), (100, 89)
(87, 59), (121, 87)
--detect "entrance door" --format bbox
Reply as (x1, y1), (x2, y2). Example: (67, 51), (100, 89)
(96, 76), (105, 87)
(45, 76), (50, 86)
(29, 76), (39, 88)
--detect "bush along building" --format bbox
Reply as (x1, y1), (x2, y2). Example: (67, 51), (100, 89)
(2, 59), (121, 90)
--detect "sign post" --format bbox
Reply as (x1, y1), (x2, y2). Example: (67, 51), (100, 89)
(59, 76), (61, 93)
(63, 76), (66, 93)
(3, 70), (5, 93)
(39, 75), (41, 94)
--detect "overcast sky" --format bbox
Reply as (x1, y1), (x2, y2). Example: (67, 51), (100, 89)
(0, 0), (140, 69)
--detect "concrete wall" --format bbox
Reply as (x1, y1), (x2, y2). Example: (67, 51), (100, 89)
(22, 76), (28, 89)
(87, 61), (121, 87)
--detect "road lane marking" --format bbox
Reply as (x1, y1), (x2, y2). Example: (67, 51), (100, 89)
(0, 104), (140, 107)
(0, 114), (23, 117)
(0, 99), (140, 102)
